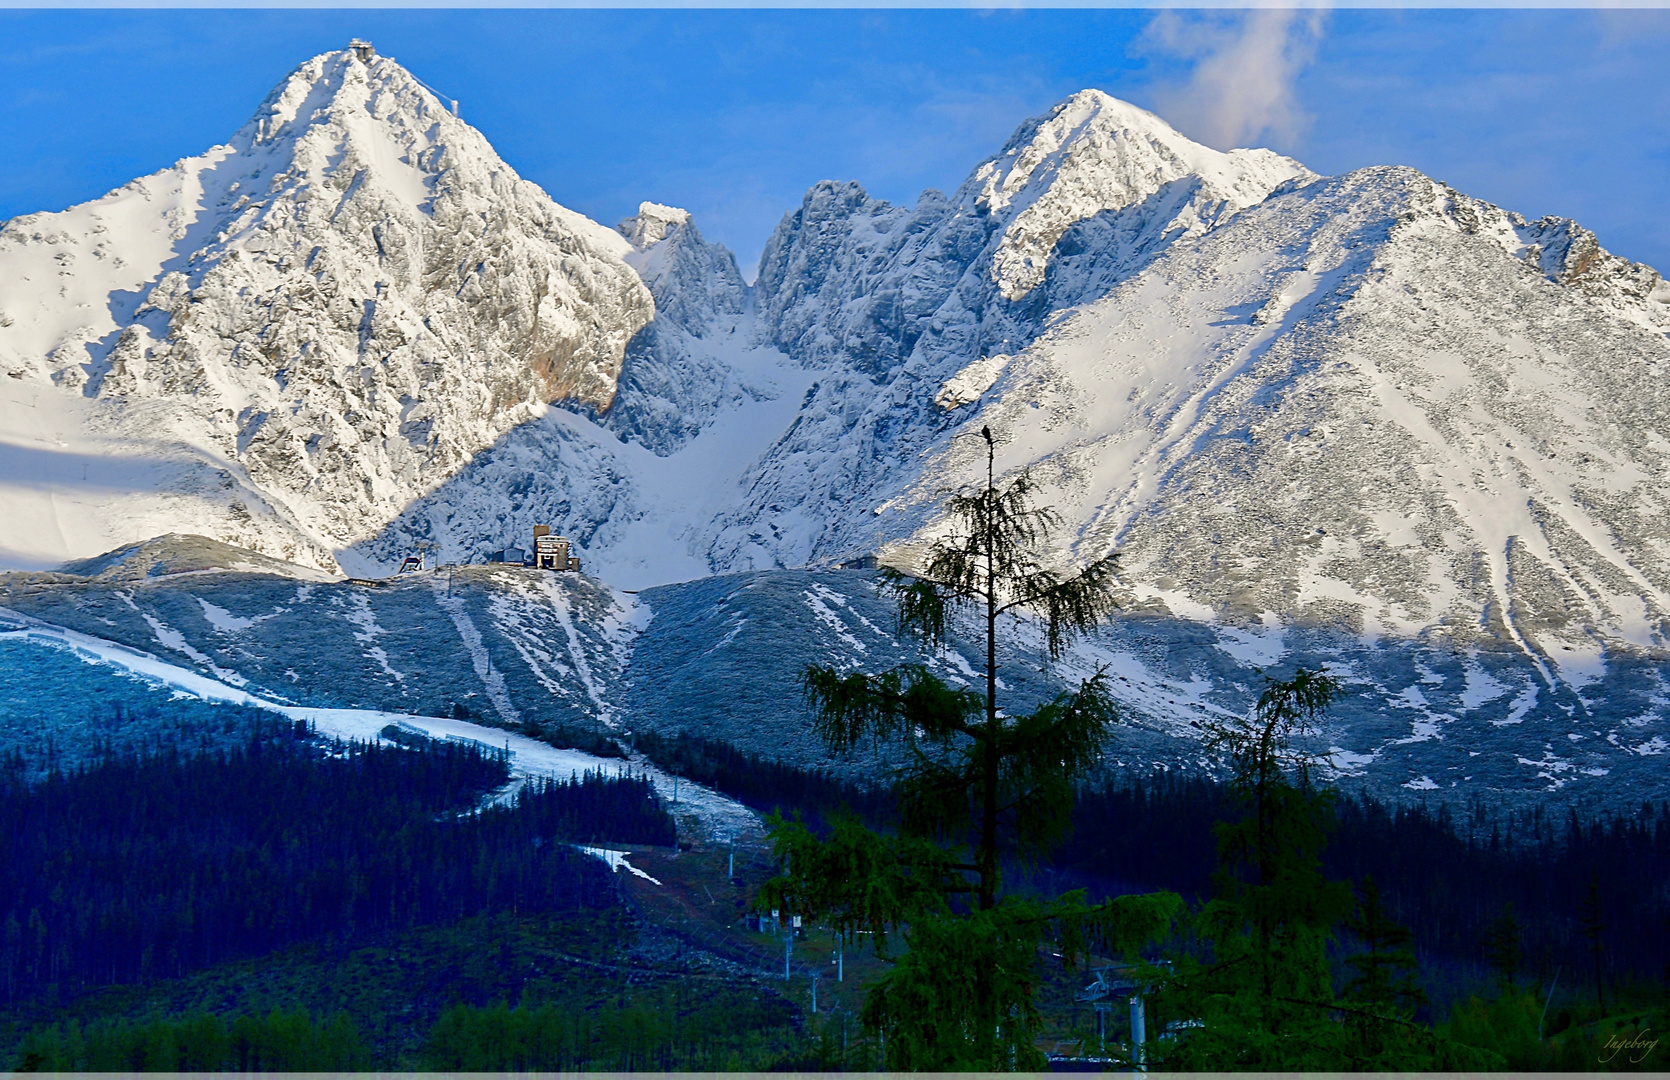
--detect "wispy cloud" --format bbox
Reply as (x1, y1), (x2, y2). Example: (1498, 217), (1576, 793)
(1138, 9), (1326, 151)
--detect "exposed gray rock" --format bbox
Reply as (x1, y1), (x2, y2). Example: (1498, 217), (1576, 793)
(8, 547), (1659, 815)
(0, 48), (652, 570)
(603, 202), (756, 455)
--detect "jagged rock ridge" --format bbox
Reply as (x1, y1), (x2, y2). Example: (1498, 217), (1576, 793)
(4, 65), (1670, 807)
(603, 202), (754, 455)
(698, 98), (1670, 680)
(6, 60), (1670, 683)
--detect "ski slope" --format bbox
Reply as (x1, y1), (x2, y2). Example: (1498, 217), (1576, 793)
(0, 606), (759, 842)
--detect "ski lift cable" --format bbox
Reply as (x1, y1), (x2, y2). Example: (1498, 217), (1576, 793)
(355, 44), (459, 116)
(406, 71), (460, 116)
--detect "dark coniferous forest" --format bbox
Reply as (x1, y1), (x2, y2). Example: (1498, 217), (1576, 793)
(642, 730), (1669, 998)
(0, 720), (672, 1006)
(0, 670), (1664, 1070)
(1054, 775), (1670, 995)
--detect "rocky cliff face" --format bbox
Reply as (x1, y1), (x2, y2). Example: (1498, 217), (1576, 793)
(346, 200), (807, 582)
(602, 202), (754, 455)
(6, 63), (1670, 675)
(704, 95), (1670, 677)
(0, 48), (651, 568)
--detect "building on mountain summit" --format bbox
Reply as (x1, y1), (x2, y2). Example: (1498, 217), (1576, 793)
(481, 530), (579, 571)
(531, 526), (579, 572)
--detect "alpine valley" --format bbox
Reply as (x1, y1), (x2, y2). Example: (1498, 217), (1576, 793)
(3, 45), (1668, 815)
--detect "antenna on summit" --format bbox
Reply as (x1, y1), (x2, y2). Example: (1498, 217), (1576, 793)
(349, 39), (375, 63)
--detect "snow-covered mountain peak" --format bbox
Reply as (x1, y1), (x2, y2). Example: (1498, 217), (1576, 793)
(751, 89), (1314, 385)
(229, 49), (634, 261)
(0, 45), (651, 570)
(619, 202), (694, 250)
(613, 203), (745, 340)
(223, 49), (481, 223)
(243, 48), (447, 162)
(971, 88), (1315, 301)
(973, 89), (1185, 214)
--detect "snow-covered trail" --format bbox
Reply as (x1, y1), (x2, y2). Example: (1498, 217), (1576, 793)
(0, 606), (760, 842)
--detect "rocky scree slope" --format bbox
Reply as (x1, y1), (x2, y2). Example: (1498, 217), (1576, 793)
(895, 167), (1670, 666)
(621, 567), (1668, 815)
(0, 47), (651, 571)
(0, 534), (633, 737)
(6, 539), (1662, 814)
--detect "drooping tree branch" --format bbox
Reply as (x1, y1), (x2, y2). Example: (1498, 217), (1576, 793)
(782, 426), (1142, 1069)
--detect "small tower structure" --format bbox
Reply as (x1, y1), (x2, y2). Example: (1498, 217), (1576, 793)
(532, 525), (571, 571)
(348, 39), (376, 62)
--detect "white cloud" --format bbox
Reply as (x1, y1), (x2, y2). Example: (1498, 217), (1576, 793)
(1139, 9), (1326, 151)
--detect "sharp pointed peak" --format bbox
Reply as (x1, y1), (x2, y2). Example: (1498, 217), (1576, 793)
(1001, 88), (1209, 160)
(965, 86), (1313, 302)
(241, 44), (462, 148)
(1051, 88), (1165, 122)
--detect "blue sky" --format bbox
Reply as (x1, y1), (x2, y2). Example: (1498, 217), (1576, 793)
(2, 9), (1667, 277)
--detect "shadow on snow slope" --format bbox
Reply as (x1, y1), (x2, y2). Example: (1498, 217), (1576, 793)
(0, 536), (1664, 816)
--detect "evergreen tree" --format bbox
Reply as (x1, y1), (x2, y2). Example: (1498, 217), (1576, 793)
(1161, 670), (1355, 1068)
(801, 426), (1120, 909)
(766, 425), (1180, 1069)
(1340, 875), (1426, 1062)
(1579, 869), (1606, 1012)
(1344, 876), (1424, 1015)
(1160, 674), (1500, 1070)
(1483, 902), (1522, 990)
(1200, 669), (1353, 1003)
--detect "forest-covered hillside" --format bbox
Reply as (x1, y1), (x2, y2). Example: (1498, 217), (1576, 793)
(0, 624), (1663, 1071)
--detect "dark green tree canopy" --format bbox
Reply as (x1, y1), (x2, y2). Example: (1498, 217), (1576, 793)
(888, 463), (1120, 661)
(803, 426), (1124, 910)
(1483, 902), (1522, 990)
(1344, 875), (1426, 1016)
(763, 426), (1184, 1070)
